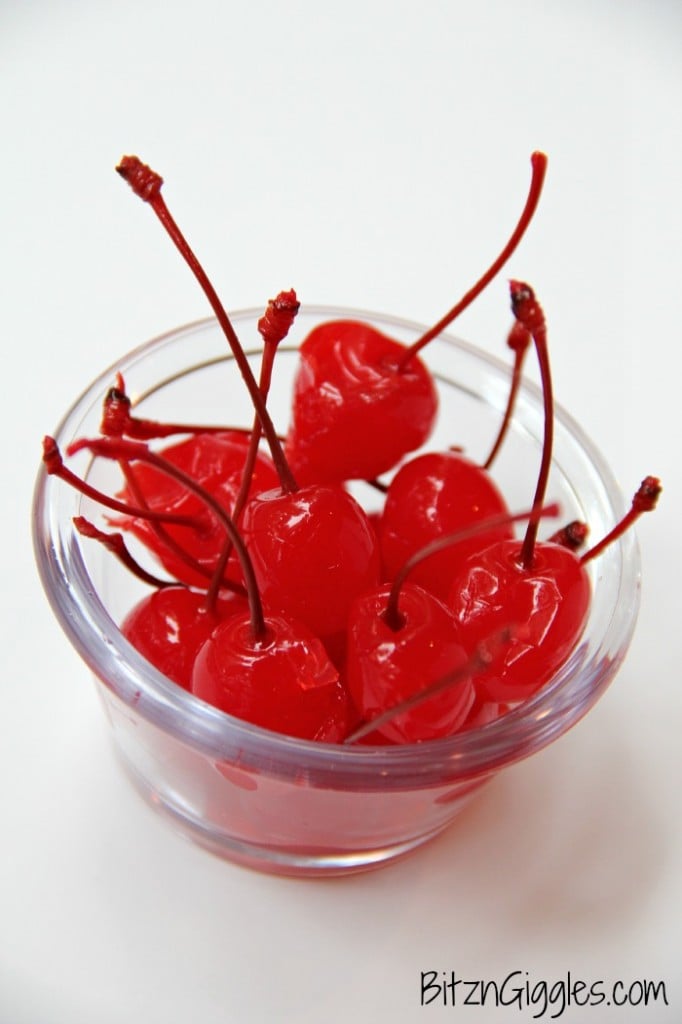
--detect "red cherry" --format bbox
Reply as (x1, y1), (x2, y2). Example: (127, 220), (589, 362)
(378, 450), (513, 601)
(121, 586), (246, 690)
(451, 472), (662, 703)
(377, 312), (537, 599)
(345, 582), (473, 743)
(448, 281), (591, 703)
(285, 319), (438, 484)
(66, 434), (349, 738)
(241, 483), (381, 656)
(348, 502), (561, 728)
(192, 612), (349, 741)
(286, 153), (547, 486)
(117, 431), (279, 588)
(450, 538), (591, 702)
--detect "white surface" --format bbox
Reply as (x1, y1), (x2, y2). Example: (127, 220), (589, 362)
(2, 2), (681, 1021)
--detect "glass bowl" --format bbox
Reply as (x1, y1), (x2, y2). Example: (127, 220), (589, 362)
(32, 306), (640, 877)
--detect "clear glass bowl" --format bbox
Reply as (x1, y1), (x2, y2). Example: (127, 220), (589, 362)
(32, 307), (641, 876)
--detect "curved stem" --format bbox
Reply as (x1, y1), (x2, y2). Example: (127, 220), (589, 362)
(119, 459), (246, 596)
(483, 322), (531, 470)
(398, 151), (547, 368)
(73, 516), (175, 589)
(42, 436), (204, 529)
(382, 502), (560, 630)
(581, 476), (661, 565)
(344, 626), (513, 744)
(509, 283), (553, 570)
(69, 437), (266, 638)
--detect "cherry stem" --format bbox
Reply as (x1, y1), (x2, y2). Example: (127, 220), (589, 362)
(482, 321), (532, 470)
(116, 156), (298, 494)
(382, 501), (560, 631)
(233, 291), (299, 525)
(205, 292), (299, 608)
(344, 626), (514, 744)
(509, 282), (553, 570)
(581, 476), (661, 564)
(42, 436), (205, 529)
(101, 378), (256, 441)
(549, 520), (589, 552)
(398, 151), (547, 368)
(118, 458), (245, 596)
(68, 436), (267, 637)
(73, 516), (175, 589)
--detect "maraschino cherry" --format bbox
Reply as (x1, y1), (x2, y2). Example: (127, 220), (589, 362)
(378, 450), (514, 602)
(286, 152), (547, 485)
(192, 612), (348, 741)
(71, 514), (250, 691)
(377, 318), (533, 600)
(445, 282), (592, 701)
(345, 625), (514, 745)
(121, 586), (247, 691)
(345, 504), (559, 742)
(451, 478), (660, 704)
(57, 432), (351, 739)
(447, 283), (663, 704)
(116, 428), (279, 589)
(346, 582), (474, 743)
(73, 516), (248, 690)
(240, 483), (380, 664)
(285, 318), (439, 485)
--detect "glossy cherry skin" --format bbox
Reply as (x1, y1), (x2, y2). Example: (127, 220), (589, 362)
(191, 612), (350, 741)
(379, 451), (513, 601)
(117, 431), (278, 588)
(449, 539), (591, 702)
(285, 320), (438, 484)
(121, 586), (247, 690)
(346, 582), (474, 743)
(241, 483), (381, 656)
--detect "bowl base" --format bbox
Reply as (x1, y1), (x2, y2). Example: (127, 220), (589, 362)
(116, 749), (482, 878)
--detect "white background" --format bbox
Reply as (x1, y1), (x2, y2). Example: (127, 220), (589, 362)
(2, 1), (681, 1021)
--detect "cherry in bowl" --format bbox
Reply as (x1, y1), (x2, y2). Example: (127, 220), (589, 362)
(33, 308), (642, 877)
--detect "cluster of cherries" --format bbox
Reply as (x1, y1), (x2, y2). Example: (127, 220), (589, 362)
(43, 153), (660, 746)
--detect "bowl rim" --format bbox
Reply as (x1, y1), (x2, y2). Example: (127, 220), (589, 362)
(32, 306), (641, 787)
